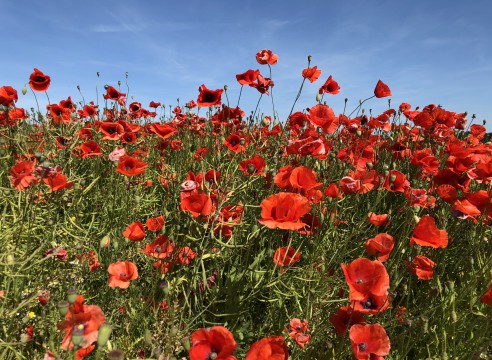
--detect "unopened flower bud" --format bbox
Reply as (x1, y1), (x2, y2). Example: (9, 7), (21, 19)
(100, 235), (111, 248)
(57, 300), (69, 317)
(450, 311), (458, 323)
(390, 174), (397, 183)
(108, 349), (125, 360)
(181, 336), (191, 351)
(20, 333), (29, 344)
(144, 329), (152, 345)
(71, 325), (85, 346)
(6, 254), (14, 265)
(97, 322), (113, 347)
(22, 86), (27, 95)
(67, 288), (78, 304)
(316, 92), (321, 102)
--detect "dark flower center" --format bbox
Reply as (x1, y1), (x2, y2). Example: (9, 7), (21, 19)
(358, 342), (367, 352)
(35, 76), (45, 82)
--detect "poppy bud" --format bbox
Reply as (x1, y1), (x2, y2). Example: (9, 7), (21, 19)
(144, 329), (152, 345)
(6, 254), (14, 265)
(413, 215), (421, 224)
(450, 311), (457, 323)
(223, 85), (228, 91)
(420, 316), (429, 333)
(100, 235), (111, 248)
(104, 85), (109, 90)
(20, 333), (29, 344)
(67, 288), (78, 304)
(108, 349), (125, 360)
(308, 55), (312, 62)
(384, 170), (389, 177)
(316, 93), (321, 102)
(57, 300), (69, 317)
(389, 174), (397, 183)
(97, 322), (113, 347)
(356, 130), (362, 137)
(240, 138), (245, 146)
(181, 336), (191, 351)
(71, 324), (85, 346)
(22, 86), (27, 95)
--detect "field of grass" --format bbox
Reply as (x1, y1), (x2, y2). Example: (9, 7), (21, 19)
(0, 51), (491, 359)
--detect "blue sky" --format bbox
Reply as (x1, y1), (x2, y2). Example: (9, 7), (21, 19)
(2, 0), (492, 130)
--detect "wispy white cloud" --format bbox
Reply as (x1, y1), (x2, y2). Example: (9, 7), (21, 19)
(90, 24), (143, 33)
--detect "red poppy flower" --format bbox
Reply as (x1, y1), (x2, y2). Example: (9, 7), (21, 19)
(253, 74), (274, 95)
(302, 66), (322, 83)
(341, 258), (390, 300)
(194, 146), (209, 160)
(239, 155), (266, 176)
(383, 170), (410, 193)
(349, 323), (391, 360)
(318, 75), (340, 95)
(329, 306), (366, 337)
(273, 247), (301, 268)
(143, 234), (175, 260)
(103, 85), (126, 101)
(177, 246), (197, 265)
(98, 121), (124, 140)
(236, 69), (260, 85)
(29, 68), (51, 92)
(256, 49), (279, 65)
(197, 84), (223, 107)
(410, 215), (448, 249)
(365, 233), (394, 262)
(181, 192), (214, 218)
(149, 101), (161, 108)
(245, 335), (288, 360)
(57, 295), (106, 350)
(286, 318), (311, 349)
(150, 123), (177, 139)
(10, 160), (38, 191)
(481, 284), (492, 306)
(120, 131), (137, 144)
(122, 221), (146, 241)
(352, 292), (391, 314)
(108, 261), (138, 289)
(116, 155), (148, 177)
(373, 80), (392, 98)
(324, 183), (343, 199)
(289, 166), (323, 193)
(258, 192), (311, 230)
(146, 216), (165, 232)
(367, 212), (390, 227)
(43, 173), (74, 192)
(0, 86), (18, 106)
(189, 326), (237, 360)
(274, 166), (293, 190)
(307, 104), (339, 133)
(406, 255), (435, 280)
(224, 134), (247, 153)
(340, 176), (361, 194)
(78, 140), (103, 158)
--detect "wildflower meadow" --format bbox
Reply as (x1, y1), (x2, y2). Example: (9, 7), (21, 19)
(0, 49), (491, 359)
